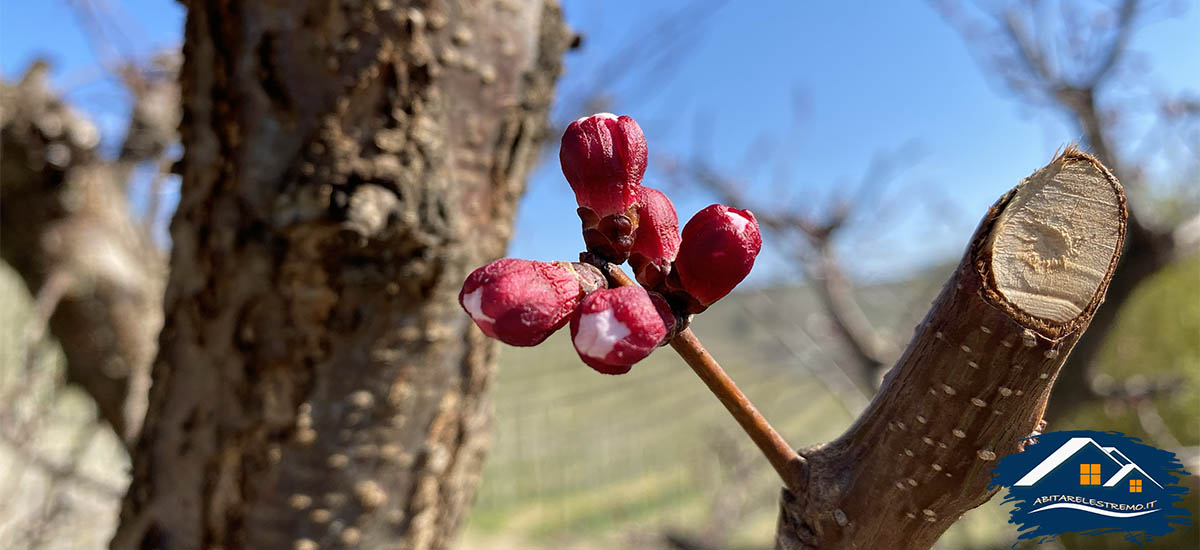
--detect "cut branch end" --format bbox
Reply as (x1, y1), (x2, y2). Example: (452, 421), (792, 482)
(776, 149), (1127, 550)
(979, 147), (1127, 337)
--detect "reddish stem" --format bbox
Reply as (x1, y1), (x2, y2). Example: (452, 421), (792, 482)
(669, 329), (805, 492)
(584, 253), (805, 492)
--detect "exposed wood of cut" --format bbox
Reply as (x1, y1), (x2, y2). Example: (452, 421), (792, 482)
(775, 147), (1126, 550)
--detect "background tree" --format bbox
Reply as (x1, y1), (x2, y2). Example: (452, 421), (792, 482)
(1, 41), (178, 550)
(1, 56), (175, 447)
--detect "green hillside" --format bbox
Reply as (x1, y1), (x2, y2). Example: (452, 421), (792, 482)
(1, 255), (1194, 549)
(466, 273), (1015, 549)
(466, 258), (1200, 549)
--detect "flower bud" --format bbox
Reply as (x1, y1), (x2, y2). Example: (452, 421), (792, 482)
(560, 113), (648, 217)
(570, 286), (674, 375)
(675, 204), (762, 309)
(628, 187), (681, 289)
(459, 258), (585, 347)
(560, 113), (648, 263)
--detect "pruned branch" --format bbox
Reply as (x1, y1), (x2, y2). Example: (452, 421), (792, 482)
(931, 0), (1199, 424)
(776, 148), (1127, 549)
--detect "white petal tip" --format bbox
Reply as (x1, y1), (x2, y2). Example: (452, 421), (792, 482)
(574, 309), (630, 359)
(462, 288), (496, 324)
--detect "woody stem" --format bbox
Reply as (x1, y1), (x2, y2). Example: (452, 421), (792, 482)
(669, 328), (806, 492)
(582, 253), (805, 492)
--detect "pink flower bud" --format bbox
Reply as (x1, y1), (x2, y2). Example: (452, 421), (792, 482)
(570, 286), (674, 375)
(560, 113), (647, 218)
(561, 113), (648, 264)
(675, 204), (762, 308)
(628, 187), (680, 289)
(459, 258), (584, 347)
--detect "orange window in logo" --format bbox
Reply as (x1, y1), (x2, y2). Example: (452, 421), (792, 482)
(1130, 479), (1142, 493)
(1080, 464), (1101, 485)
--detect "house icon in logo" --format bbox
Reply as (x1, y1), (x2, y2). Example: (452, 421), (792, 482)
(990, 430), (1192, 542)
(1014, 437), (1164, 494)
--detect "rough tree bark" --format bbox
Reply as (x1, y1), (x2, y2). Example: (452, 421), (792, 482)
(775, 149), (1127, 549)
(111, 1), (570, 549)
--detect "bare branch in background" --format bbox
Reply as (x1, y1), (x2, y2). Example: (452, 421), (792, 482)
(666, 147), (916, 392)
(552, 0), (731, 133)
(738, 293), (871, 416)
(0, 412), (122, 501)
(115, 53), (181, 177)
(0, 361), (124, 546)
(931, 0), (1200, 424)
(0, 367), (125, 505)
(0, 3), (179, 453)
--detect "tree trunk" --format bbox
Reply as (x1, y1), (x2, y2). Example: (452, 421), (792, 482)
(112, 1), (570, 548)
(776, 149), (1127, 549)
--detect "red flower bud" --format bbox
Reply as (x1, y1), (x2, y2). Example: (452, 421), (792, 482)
(628, 187), (680, 289)
(459, 258), (584, 347)
(675, 204), (762, 308)
(570, 286), (674, 375)
(560, 113), (647, 217)
(560, 113), (648, 263)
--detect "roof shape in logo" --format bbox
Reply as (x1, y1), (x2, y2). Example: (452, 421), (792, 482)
(1104, 463), (1164, 489)
(1014, 437), (1162, 488)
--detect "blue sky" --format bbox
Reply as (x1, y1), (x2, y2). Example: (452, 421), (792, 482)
(3, 1), (1197, 284)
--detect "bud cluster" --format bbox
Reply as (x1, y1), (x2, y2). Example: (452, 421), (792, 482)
(460, 113), (761, 374)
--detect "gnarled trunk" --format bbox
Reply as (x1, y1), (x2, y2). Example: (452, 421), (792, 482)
(112, 1), (570, 548)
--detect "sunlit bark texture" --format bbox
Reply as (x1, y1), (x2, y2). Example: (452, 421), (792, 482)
(112, 1), (570, 548)
(776, 149), (1127, 549)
